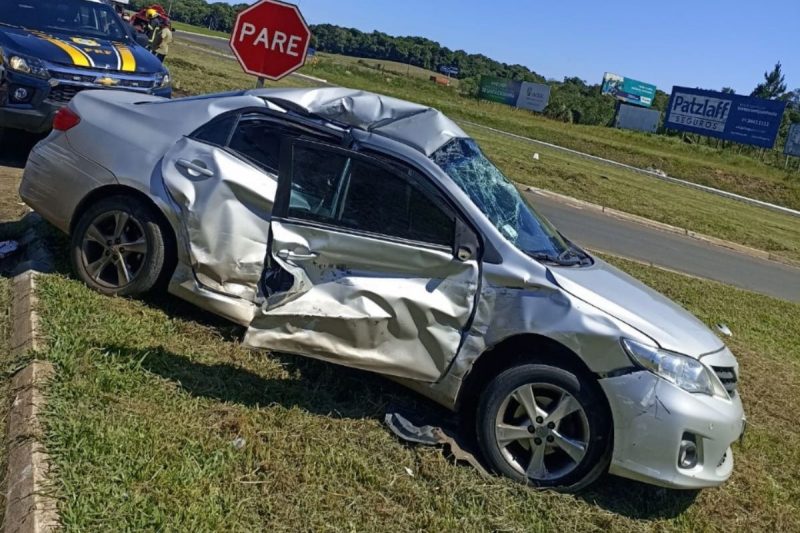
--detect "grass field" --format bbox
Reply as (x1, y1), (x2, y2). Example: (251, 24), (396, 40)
(170, 22), (800, 210)
(167, 42), (800, 263)
(172, 21), (230, 39)
(31, 254), (800, 531)
(318, 52), (460, 87)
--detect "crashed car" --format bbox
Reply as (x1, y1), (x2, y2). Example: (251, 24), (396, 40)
(20, 87), (746, 491)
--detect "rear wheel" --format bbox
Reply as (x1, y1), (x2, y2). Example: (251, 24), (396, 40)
(71, 195), (167, 296)
(476, 364), (611, 492)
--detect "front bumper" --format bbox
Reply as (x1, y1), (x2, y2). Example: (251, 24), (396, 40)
(1, 68), (171, 133)
(600, 370), (745, 489)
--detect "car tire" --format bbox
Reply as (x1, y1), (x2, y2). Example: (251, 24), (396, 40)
(476, 363), (611, 492)
(71, 195), (168, 296)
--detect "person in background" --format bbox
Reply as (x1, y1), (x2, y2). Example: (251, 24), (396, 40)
(148, 14), (173, 62)
(131, 20), (150, 49)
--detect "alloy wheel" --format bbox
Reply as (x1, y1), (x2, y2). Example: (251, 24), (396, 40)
(81, 210), (148, 289)
(494, 383), (590, 481)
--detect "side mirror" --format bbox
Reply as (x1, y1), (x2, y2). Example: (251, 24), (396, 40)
(454, 218), (479, 262)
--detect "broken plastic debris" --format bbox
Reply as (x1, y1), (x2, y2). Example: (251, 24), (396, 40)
(0, 240), (19, 259)
(404, 466), (414, 477)
(384, 405), (490, 478)
(532, 153), (540, 161)
(232, 436), (246, 450)
(715, 323), (732, 337)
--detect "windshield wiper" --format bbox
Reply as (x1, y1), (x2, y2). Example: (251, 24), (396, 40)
(529, 252), (582, 266)
(558, 248), (591, 265)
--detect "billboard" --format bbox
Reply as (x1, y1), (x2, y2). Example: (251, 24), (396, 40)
(664, 87), (786, 148)
(601, 72), (657, 107)
(478, 76), (519, 105)
(439, 65), (459, 77)
(785, 123), (800, 157)
(517, 82), (551, 112)
(478, 76), (550, 112)
(616, 103), (661, 133)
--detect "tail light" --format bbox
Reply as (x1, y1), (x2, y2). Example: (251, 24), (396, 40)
(53, 107), (81, 131)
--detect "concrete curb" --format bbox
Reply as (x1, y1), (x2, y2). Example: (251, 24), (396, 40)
(4, 272), (59, 533)
(524, 186), (800, 269)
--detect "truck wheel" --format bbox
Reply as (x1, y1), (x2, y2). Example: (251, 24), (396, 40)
(71, 195), (168, 296)
(476, 364), (611, 492)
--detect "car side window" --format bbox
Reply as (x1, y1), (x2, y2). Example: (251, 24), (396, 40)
(288, 144), (349, 222)
(287, 143), (455, 247)
(228, 116), (283, 174)
(193, 115), (237, 147)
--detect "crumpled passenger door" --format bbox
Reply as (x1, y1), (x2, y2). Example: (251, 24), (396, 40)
(244, 139), (480, 382)
(161, 137), (276, 301)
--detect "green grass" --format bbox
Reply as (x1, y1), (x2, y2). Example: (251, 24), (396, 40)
(172, 21), (230, 40)
(33, 256), (800, 531)
(166, 43), (800, 263)
(167, 43), (318, 96)
(317, 52), (459, 87)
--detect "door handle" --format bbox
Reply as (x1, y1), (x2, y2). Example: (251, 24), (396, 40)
(176, 158), (214, 177)
(277, 249), (318, 261)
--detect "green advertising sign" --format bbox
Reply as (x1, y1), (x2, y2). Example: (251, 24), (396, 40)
(478, 76), (519, 106)
(601, 72), (657, 107)
(478, 76), (551, 111)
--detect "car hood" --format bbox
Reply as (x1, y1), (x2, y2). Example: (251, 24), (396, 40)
(0, 26), (163, 74)
(549, 259), (724, 358)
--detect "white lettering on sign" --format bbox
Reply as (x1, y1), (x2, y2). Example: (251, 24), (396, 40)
(667, 92), (732, 132)
(287, 35), (302, 57)
(240, 24), (302, 57)
(239, 22), (256, 42)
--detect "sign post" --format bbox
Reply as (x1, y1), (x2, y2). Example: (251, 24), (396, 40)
(229, 0), (311, 85)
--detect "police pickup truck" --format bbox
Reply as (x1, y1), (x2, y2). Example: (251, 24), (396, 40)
(0, 0), (171, 134)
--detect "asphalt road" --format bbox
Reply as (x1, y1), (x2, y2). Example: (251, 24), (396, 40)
(524, 190), (800, 303)
(178, 31), (235, 54)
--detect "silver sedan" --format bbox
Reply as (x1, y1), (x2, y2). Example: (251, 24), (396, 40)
(20, 87), (745, 491)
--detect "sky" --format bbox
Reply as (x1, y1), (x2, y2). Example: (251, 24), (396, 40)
(231, 0), (799, 95)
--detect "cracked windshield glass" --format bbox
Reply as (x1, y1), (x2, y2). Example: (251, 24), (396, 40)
(432, 138), (586, 264)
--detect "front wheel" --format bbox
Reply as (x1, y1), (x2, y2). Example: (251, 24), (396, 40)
(71, 195), (168, 296)
(476, 364), (611, 492)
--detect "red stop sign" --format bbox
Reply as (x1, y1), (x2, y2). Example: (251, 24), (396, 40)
(229, 0), (311, 81)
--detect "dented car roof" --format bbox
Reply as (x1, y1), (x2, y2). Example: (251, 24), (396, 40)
(246, 87), (469, 155)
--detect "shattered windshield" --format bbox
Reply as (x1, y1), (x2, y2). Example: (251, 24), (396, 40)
(432, 138), (589, 266)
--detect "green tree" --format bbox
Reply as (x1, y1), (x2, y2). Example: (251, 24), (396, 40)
(750, 62), (787, 100)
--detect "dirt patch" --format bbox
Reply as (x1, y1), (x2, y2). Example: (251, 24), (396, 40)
(0, 166), (26, 222)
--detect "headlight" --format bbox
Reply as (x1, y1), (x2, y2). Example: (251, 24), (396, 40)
(621, 338), (723, 396)
(154, 71), (171, 88)
(7, 54), (50, 79)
